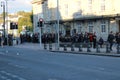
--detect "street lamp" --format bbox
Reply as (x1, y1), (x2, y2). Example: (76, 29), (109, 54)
(56, 0), (60, 50)
(42, 0), (60, 50)
(4, 0), (14, 45)
(5, 0), (8, 45)
(1, 1), (6, 39)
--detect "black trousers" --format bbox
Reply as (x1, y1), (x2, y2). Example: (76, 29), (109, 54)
(109, 42), (113, 50)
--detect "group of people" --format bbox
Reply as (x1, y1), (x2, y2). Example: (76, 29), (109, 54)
(19, 31), (120, 51)
(20, 32), (58, 44)
(60, 31), (120, 50)
(20, 33), (39, 43)
(0, 34), (17, 47)
(60, 32), (102, 48)
(107, 31), (120, 51)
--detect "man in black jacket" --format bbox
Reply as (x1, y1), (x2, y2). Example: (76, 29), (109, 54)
(116, 32), (120, 44)
(107, 31), (115, 51)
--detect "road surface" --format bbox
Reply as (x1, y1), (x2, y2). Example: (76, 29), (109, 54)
(0, 46), (120, 80)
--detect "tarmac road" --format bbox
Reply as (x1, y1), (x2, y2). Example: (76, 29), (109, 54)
(0, 44), (120, 80)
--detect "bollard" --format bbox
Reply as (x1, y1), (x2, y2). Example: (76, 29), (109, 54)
(87, 42), (91, 52)
(71, 44), (75, 51)
(44, 43), (47, 50)
(57, 47), (59, 51)
(49, 43), (52, 50)
(96, 42), (100, 53)
(79, 43), (83, 52)
(64, 45), (67, 51)
(117, 44), (120, 54)
(16, 39), (18, 45)
(106, 42), (110, 53)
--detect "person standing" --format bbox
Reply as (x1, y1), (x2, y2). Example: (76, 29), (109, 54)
(107, 31), (115, 51)
(0, 34), (4, 48)
(89, 33), (93, 47)
(93, 32), (97, 48)
(83, 32), (89, 43)
(116, 32), (120, 45)
(98, 37), (104, 48)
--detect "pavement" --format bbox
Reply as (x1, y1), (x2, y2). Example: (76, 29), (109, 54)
(12, 43), (120, 57)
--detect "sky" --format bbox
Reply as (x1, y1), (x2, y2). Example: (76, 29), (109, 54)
(0, 0), (32, 13)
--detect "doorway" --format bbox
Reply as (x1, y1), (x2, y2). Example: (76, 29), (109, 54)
(65, 26), (71, 37)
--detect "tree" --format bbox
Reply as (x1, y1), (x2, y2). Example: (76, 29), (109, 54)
(18, 11), (33, 33)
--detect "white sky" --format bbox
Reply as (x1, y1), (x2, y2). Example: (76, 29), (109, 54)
(0, 0), (32, 13)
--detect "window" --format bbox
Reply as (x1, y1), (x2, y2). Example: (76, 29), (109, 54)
(101, 25), (106, 32)
(65, 4), (68, 16)
(77, 23), (82, 33)
(101, 0), (105, 11)
(77, 1), (81, 9)
(101, 5), (105, 11)
(89, 26), (93, 33)
(47, 29), (50, 33)
(101, 20), (106, 33)
(88, 0), (92, 12)
(88, 21), (93, 33)
(88, 0), (92, 4)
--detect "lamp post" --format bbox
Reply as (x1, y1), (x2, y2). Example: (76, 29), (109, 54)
(4, 0), (15, 45)
(56, 0), (60, 50)
(42, 0), (59, 50)
(5, 0), (8, 45)
(1, 1), (6, 39)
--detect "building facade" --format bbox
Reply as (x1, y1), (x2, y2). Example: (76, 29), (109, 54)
(0, 13), (19, 37)
(32, 0), (120, 40)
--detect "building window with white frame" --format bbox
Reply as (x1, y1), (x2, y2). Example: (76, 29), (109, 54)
(101, 0), (105, 12)
(101, 20), (106, 33)
(88, 0), (92, 4)
(88, 21), (93, 33)
(89, 26), (93, 33)
(47, 28), (50, 33)
(101, 5), (105, 11)
(77, 22), (82, 33)
(77, 1), (81, 10)
(88, 0), (92, 12)
(65, 4), (68, 16)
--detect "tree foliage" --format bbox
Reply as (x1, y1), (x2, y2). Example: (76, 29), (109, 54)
(0, 11), (33, 34)
(17, 11), (33, 33)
